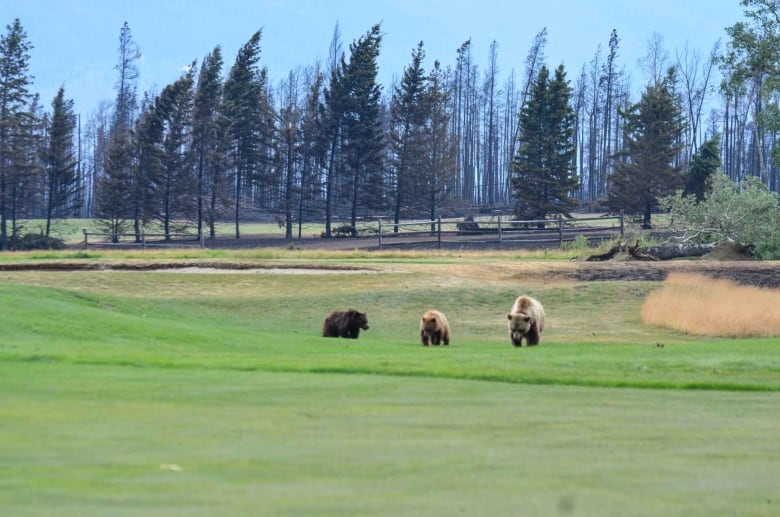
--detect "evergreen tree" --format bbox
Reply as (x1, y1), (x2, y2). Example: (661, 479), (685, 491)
(423, 60), (458, 226)
(0, 18), (33, 250)
(43, 87), (80, 236)
(342, 24), (385, 231)
(153, 67), (196, 239)
(97, 22), (141, 240)
(192, 46), (227, 239)
(112, 21), (140, 136)
(320, 25), (347, 237)
(685, 136), (721, 201)
(297, 67), (325, 239)
(510, 64), (579, 224)
(95, 132), (134, 242)
(223, 30), (269, 238)
(607, 68), (685, 227)
(390, 41), (428, 231)
(133, 94), (163, 239)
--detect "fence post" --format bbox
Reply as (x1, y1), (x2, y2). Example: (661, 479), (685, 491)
(377, 219), (382, 250)
(558, 214), (563, 247)
(437, 216), (442, 249)
(498, 215), (502, 250)
(82, 227), (88, 249)
(619, 212), (624, 236)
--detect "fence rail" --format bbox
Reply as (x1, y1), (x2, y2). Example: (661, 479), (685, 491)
(377, 214), (624, 250)
(82, 228), (205, 249)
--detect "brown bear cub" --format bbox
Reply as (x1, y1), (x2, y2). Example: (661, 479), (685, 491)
(420, 309), (450, 346)
(322, 309), (369, 339)
(507, 295), (545, 346)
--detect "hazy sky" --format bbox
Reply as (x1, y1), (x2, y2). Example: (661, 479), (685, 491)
(5, 0), (746, 116)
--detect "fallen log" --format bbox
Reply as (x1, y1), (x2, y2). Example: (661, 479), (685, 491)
(586, 240), (720, 261)
(633, 242), (716, 260)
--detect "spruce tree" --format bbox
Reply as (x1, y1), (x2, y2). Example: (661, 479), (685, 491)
(223, 30), (269, 238)
(423, 60), (457, 226)
(43, 87), (80, 236)
(96, 22), (141, 241)
(510, 64), (578, 224)
(390, 41), (428, 231)
(192, 46), (226, 238)
(297, 68), (325, 239)
(153, 67), (196, 239)
(686, 136), (721, 201)
(0, 18), (33, 250)
(343, 24), (385, 231)
(607, 68), (685, 227)
(320, 40), (348, 237)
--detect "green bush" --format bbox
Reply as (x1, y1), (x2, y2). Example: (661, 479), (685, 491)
(9, 232), (66, 251)
(661, 173), (780, 259)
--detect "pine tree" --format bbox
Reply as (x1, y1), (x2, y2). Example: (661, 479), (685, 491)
(43, 87), (80, 236)
(390, 41), (428, 231)
(607, 69), (685, 227)
(0, 18), (33, 250)
(320, 25), (347, 237)
(192, 46), (227, 238)
(154, 67), (196, 239)
(96, 22), (141, 240)
(297, 67), (325, 239)
(223, 30), (269, 238)
(112, 21), (140, 136)
(96, 132), (134, 242)
(686, 136), (721, 201)
(423, 60), (458, 226)
(343, 24), (385, 231)
(510, 65), (579, 224)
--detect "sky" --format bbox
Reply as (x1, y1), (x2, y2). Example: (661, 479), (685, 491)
(4, 0), (747, 118)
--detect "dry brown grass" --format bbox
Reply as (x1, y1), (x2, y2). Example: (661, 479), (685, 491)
(641, 273), (780, 337)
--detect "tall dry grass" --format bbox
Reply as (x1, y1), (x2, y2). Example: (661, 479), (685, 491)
(641, 273), (780, 337)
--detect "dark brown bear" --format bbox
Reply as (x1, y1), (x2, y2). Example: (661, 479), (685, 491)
(322, 309), (370, 339)
(420, 309), (450, 346)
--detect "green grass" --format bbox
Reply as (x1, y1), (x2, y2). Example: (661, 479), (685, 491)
(1, 261), (779, 516)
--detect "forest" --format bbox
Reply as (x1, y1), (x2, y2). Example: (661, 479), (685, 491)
(0, 0), (779, 250)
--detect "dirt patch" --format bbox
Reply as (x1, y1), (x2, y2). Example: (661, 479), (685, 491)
(2, 257), (777, 287)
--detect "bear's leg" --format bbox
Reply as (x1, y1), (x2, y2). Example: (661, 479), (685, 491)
(527, 324), (540, 345)
(421, 331), (430, 346)
(432, 331), (441, 345)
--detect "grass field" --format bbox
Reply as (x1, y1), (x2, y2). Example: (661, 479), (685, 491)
(1, 253), (779, 516)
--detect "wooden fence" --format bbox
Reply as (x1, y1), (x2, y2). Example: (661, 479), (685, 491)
(377, 214), (624, 250)
(81, 227), (204, 249)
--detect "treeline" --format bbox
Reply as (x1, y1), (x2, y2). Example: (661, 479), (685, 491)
(1, 2), (779, 249)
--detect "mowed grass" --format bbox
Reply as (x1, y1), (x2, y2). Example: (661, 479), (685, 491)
(1, 259), (780, 516)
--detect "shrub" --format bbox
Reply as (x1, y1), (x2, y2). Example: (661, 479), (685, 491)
(9, 232), (66, 251)
(660, 173), (780, 259)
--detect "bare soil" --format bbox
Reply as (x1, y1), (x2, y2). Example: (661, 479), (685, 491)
(19, 232), (780, 289)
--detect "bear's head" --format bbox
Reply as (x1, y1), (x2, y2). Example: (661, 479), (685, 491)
(507, 312), (531, 344)
(349, 309), (369, 330)
(421, 313), (439, 332)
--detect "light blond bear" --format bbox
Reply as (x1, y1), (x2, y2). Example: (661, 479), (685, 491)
(419, 309), (450, 346)
(507, 295), (545, 346)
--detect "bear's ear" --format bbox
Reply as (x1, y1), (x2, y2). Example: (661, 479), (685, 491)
(523, 315), (531, 322)
(507, 313), (513, 320)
